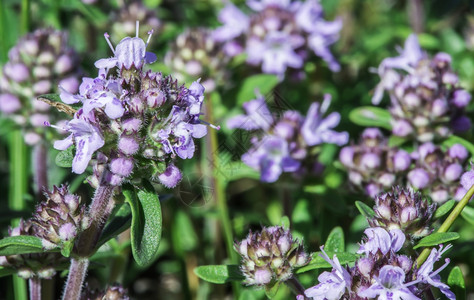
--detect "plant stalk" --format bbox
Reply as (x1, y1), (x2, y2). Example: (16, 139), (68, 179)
(416, 183), (474, 267)
(286, 276), (307, 298)
(62, 258), (89, 300)
(33, 143), (48, 201)
(29, 277), (41, 300)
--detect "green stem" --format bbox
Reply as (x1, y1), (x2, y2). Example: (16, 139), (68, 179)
(415, 183), (474, 267)
(204, 96), (240, 297)
(21, 0), (30, 35)
(0, 0), (7, 62)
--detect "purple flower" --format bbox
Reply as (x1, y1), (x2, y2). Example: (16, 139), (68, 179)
(416, 245), (455, 300)
(304, 247), (352, 300)
(357, 265), (420, 300)
(461, 170), (474, 191)
(0, 93), (21, 114)
(212, 2), (249, 45)
(380, 34), (424, 72)
(407, 168), (430, 189)
(158, 164), (182, 188)
(301, 95), (348, 146)
(242, 135), (300, 183)
(227, 97), (274, 130)
(357, 227), (405, 256)
(53, 112), (105, 174)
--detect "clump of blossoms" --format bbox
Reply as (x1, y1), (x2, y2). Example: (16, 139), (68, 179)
(165, 28), (230, 93)
(110, 0), (161, 45)
(369, 187), (436, 239)
(339, 128), (412, 197)
(53, 26), (211, 188)
(372, 34), (471, 142)
(339, 127), (469, 202)
(213, 0), (342, 78)
(302, 227), (455, 299)
(235, 226), (310, 286)
(228, 94), (348, 182)
(0, 28), (81, 145)
(81, 283), (129, 300)
(0, 219), (66, 279)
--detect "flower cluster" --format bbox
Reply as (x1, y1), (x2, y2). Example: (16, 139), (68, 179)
(373, 34), (471, 142)
(53, 28), (210, 187)
(81, 283), (129, 300)
(235, 226), (310, 286)
(339, 128), (468, 202)
(165, 28), (229, 92)
(0, 219), (65, 279)
(303, 227), (454, 299)
(109, 1), (161, 45)
(213, 0), (342, 78)
(0, 28), (81, 145)
(228, 94), (348, 182)
(32, 185), (89, 251)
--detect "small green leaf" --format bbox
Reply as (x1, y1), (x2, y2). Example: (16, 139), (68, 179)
(448, 266), (466, 300)
(0, 236), (45, 256)
(442, 136), (474, 158)
(238, 288), (265, 300)
(123, 182), (162, 267)
(216, 160), (260, 183)
(194, 265), (245, 284)
(60, 241), (73, 258)
(97, 203), (132, 248)
(55, 147), (75, 168)
(280, 216), (290, 229)
(324, 227), (344, 253)
(349, 106), (392, 129)
(434, 200), (455, 219)
(296, 252), (358, 273)
(388, 135), (407, 147)
(264, 281), (281, 299)
(237, 74), (279, 105)
(0, 267), (16, 278)
(172, 210), (198, 255)
(355, 201), (375, 218)
(460, 206), (474, 226)
(37, 93), (61, 103)
(414, 232), (460, 249)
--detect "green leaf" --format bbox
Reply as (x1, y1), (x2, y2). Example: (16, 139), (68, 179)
(355, 201), (375, 218)
(0, 267), (17, 278)
(448, 266), (466, 300)
(123, 182), (162, 267)
(324, 227), (344, 253)
(296, 252), (358, 274)
(55, 147), (75, 168)
(172, 210), (198, 255)
(238, 288), (265, 300)
(0, 236), (45, 256)
(264, 281), (281, 299)
(414, 232), (460, 249)
(37, 93), (61, 103)
(216, 160), (260, 183)
(194, 265), (245, 284)
(280, 216), (290, 229)
(349, 106), (392, 129)
(442, 136), (474, 158)
(60, 241), (73, 258)
(460, 206), (474, 226)
(434, 200), (455, 219)
(237, 74), (279, 105)
(98, 203), (132, 248)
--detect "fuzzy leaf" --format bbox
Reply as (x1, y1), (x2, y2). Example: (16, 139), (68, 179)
(0, 236), (45, 256)
(98, 203), (132, 248)
(55, 147), (75, 168)
(355, 201), (375, 218)
(194, 265), (245, 284)
(325, 227), (344, 253)
(442, 136), (474, 158)
(349, 106), (392, 129)
(448, 266), (466, 300)
(237, 74), (279, 105)
(123, 182), (162, 267)
(264, 281), (281, 299)
(460, 206), (474, 226)
(434, 200), (455, 219)
(414, 232), (460, 249)
(296, 252), (358, 273)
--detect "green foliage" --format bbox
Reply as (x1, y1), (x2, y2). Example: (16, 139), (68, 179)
(55, 147), (75, 168)
(236, 74), (280, 105)
(0, 236), (46, 256)
(194, 265), (245, 284)
(448, 266), (466, 300)
(324, 226), (345, 253)
(434, 200), (456, 219)
(414, 232), (460, 249)
(349, 106), (392, 129)
(460, 206), (474, 226)
(355, 201), (375, 218)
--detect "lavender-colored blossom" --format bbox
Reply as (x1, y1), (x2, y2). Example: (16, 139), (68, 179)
(304, 247), (352, 300)
(357, 265), (420, 300)
(357, 227), (405, 256)
(407, 168), (430, 189)
(380, 34), (424, 72)
(227, 96), (273, 130)
(416, 245), (455, 300)
(212, 2), (249, 45)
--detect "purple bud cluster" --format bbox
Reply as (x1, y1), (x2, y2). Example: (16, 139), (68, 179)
(304, 227), (454, 299)
(0, 28), (81, 145)
(228, 94), (348, 182)
(53, 29), (210, 187)
(213, 0), (341, 78)
(32, 185), (89, 250)
(235, 226), (310, 286)
(0, 219), (66, 279)
(165, 28), (229, 93)
(373, 34), (471, 142)
(339, 128), (469, 202)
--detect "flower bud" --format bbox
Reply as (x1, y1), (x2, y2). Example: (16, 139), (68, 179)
(408, 168), (430, 189)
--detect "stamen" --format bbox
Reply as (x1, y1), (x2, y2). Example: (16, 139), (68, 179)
(200, 119), (220, 130)
(104, 33), (115, 54)
(136, 20), (139, 38)
(146, 29), (154, 47)
(430, 258), (450, 277)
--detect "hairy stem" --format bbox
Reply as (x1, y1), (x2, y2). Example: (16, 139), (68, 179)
(33, 143), (48, 201)
(62, 258), (89, 300)
(286, 276), (307, 298)
(416, 183), (474, 266)
(29, 277), (41, 300)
